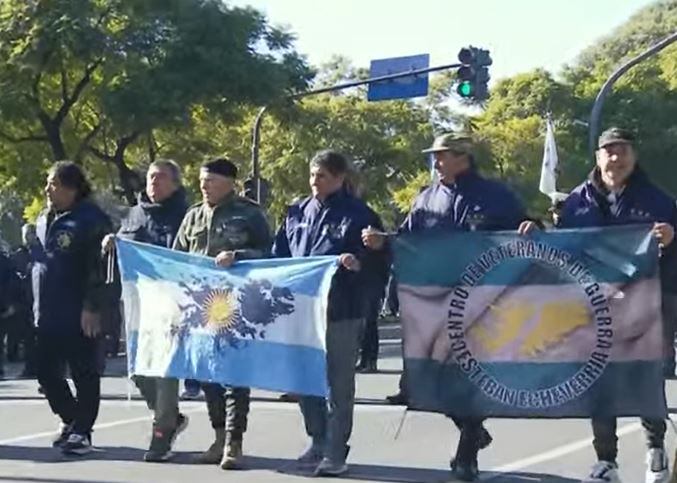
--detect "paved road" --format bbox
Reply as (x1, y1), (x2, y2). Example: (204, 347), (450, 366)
(1, 326), (676, 482)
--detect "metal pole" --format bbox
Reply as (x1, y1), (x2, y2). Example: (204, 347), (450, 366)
(588, 31), (677, 159)
(250, 106), (267, 203)
(250, 62), (462, 202)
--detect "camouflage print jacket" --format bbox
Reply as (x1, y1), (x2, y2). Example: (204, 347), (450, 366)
(173, 192), (271, 260)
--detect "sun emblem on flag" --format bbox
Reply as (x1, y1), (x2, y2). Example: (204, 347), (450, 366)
(202, 289), (239, 334)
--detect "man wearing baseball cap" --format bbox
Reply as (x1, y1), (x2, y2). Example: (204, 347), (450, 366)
(364, 131), (528, 481)
(520, 127), (676, 483)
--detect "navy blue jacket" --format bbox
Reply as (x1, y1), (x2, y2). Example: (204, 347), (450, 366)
(559, 167), (677, 292)
(272, 189), (385, 322)
(118, 189), (188, 247)
(402, 169), (526, 233)
(33, 200), (112, 334)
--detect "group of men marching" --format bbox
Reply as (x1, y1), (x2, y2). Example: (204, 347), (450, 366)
(28, 126), (675, 483)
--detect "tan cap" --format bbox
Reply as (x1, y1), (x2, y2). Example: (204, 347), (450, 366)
(421, 132), (474, 154)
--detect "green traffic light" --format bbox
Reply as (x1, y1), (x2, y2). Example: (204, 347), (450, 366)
(458, 81), (473, 98)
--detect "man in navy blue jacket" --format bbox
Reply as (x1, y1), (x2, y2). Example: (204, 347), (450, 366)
(33, 162), (112, 456)
(364, 132), (528, 481)
(102, 159), (189, 462)
(273, 150), (386, 477)
(519, 127), (675, 483)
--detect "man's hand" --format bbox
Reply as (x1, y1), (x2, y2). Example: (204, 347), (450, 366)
(215, 251), (236, 268)
(653, 222), (675, 248)
(339, 253), (361, 272)
(81, 309), (101, 338)
(517, 220), (539, 236)
(362, 226), (385, 250)
(101, 234), (115, 254)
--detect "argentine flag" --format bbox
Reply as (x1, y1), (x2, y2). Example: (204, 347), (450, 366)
(116, 239), (337, 397)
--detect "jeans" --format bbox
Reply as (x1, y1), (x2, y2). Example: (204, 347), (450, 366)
(592, 417), (666, 462)
(299, 318), (363, 464)
(134, 376), (179, 431)
(37, 329), (102, 435)
(359, 297), (381, 364)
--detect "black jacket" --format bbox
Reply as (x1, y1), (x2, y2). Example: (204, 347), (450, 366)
(33, 200), (112, 334)
(118, 189), (189, 247)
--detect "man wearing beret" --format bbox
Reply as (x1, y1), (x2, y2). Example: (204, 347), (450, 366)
(174, 157), (272, 470)
(520, 127), (675, 483)
(364, 132), (528, 481)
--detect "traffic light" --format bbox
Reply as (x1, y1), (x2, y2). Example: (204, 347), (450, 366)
(456, 46), (492, 101)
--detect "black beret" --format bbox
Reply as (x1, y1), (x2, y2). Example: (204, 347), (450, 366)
(201, 158), (238, 179)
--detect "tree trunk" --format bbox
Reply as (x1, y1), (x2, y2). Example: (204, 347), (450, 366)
(40, 116), (68, 160)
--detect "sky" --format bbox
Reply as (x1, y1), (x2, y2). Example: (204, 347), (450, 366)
(229, 0), (657, 82)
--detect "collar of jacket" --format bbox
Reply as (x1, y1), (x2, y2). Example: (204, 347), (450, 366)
(439, 166), (480, 191)
(49, 198), (89, 217)
(587, 165), (647, 198)
(315, 187), (349, 208)
(206, 190), (237, 212)
(138, 187), (188, 212)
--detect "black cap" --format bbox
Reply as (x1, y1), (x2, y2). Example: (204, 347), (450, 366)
(201, 158), (238, 179)
(598, 127), (635, 149)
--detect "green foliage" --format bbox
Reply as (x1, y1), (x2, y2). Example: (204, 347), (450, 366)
(0, 0), (676, 237)
(0, 0), (312, 206)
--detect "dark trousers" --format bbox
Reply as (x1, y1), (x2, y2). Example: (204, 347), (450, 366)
(359, 297), (381, 363)
(449, 416), (486, 461)
(37, 330), (102, 435)
(202, 382), (250, 442)
(592, 417), (666, 462)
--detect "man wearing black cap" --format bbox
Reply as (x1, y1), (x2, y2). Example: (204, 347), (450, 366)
(174, 157), (272, 470)
(364, 132), (528, 481)
(520, 127), (675, 483)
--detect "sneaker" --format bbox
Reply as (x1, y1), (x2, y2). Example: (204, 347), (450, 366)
(296, 442), (324, 468)
(144, 413), (189, 463)
(313, 457), (348, 477)
(219, 440), (243, 470)
(144, 428), (173, 463)
(52, 422), (74, 448)
(61, 433), (93, 456)
(582, 461), (621, 483)
(646, 448), (669, 483)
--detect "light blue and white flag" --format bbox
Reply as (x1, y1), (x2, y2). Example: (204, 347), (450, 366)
(115, 239), (338, 397)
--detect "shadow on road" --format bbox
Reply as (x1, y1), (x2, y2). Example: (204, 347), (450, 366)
(0, 477), (126, 483)
(0, 448), (581, 483)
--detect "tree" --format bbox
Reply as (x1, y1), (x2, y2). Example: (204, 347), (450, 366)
(0, 0), (312, 204)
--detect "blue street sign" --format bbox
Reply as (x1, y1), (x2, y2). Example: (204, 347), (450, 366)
(367, 54), (429, 101)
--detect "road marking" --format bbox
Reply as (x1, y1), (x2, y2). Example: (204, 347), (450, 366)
(0, 406), (205, 446)
(483, 421), (643, 479)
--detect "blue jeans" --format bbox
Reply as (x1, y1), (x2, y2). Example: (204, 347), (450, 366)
(299, 318), (363, 464)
